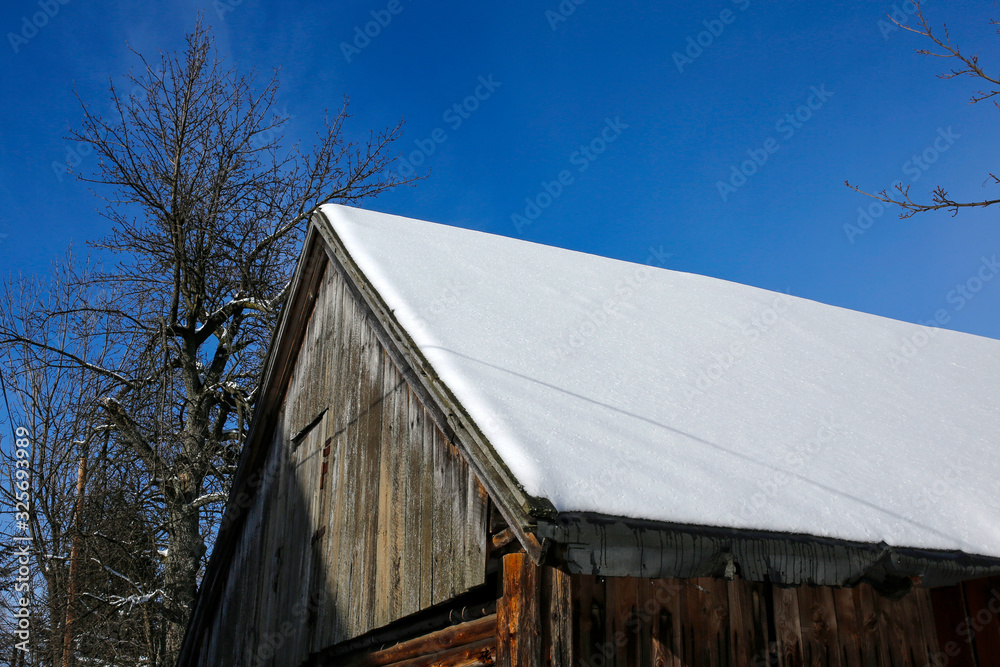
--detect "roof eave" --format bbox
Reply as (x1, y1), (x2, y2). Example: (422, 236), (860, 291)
(539, 512), (1000, 596)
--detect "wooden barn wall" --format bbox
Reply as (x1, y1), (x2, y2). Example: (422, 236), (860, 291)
(192, 257), (490, 666)
(497, 553), (968, 667)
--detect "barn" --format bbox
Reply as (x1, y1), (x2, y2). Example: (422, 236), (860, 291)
(178, 204), (1000, 666)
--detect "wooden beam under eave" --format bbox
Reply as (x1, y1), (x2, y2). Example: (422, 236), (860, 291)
(496, 552), (542, 667)
(339, 615), (497, 667)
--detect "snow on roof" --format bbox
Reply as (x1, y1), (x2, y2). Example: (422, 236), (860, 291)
(319, 204), (1000, 559)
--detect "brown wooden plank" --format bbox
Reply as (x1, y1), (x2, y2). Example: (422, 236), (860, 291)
(728, 578), (769, 667)
(875, 591), (912, 667)
(773, 585), (804, 667)
(903, 587), (934, 665)
(928, 585), (976, 667)
(571, 574), (596, 664)
(963, 577), (1000, 666)
(706, 577), (730, 664)
(341, 614), (497, 666)
(497, 553), (541, 667)
(678, 579), (706, 666)
(653, 579), (682, 667)
(382, 637), (496, 667)
(855, 585), (889, 667)
(606, 577), (640, 667)
(833, 587), (863, 667)
(634, 578), (654, 667)
(797, 584), (841, 667)
(545, 566), (574, 667)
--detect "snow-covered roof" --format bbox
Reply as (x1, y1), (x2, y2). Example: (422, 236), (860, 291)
(319, 204), (1000, 560)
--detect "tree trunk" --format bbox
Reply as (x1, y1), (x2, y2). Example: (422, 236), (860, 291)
(62, 453), (87, 667)
(164, 489), (205, 656)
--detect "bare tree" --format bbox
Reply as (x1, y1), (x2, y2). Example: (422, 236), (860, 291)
(0, 256), (168, 664)
(0, 20), (414, 664)
(847, 1), (1000, 217)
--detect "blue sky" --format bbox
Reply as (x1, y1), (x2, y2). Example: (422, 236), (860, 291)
(2, 0), (1000, 340)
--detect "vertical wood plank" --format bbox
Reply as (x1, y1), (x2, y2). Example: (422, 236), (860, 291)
(385, 371), (408, 622)
(428, 430), (456, 603)
(875, 591), (912, 667)
(546, 564), (574, 666)
(929, 584), (977, 667)
(798, 585), (841, 666)
(635, 578), (654, 667)
(904, 588), (932, 664)
(855, 584), (890, 667)
(962, 578), (1000, 666)
(352, 321), (384, 635)
(572, 574), (596, 664)
(402, 387), (424, 618)
(706, 577), (730, 664)
(466, 476), (489, 595)
(774, 585), (804, 667)
(833, 587), (863, 667)
(606, 577), (640, 667)
(373, 351), (397, 628)
(316, 272), (346, 647)
(497, 553), (541, 667)
(679, 579), (707, 666)
(650, 579), (682, 667)
(729, 578), (769, 667)
(418, 398), (435, 609)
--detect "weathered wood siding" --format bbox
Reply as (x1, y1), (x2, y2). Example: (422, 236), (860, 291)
(931, 575), (1000, 667)
(497, 553), (946, 667)
(192, 257), (489, 665)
